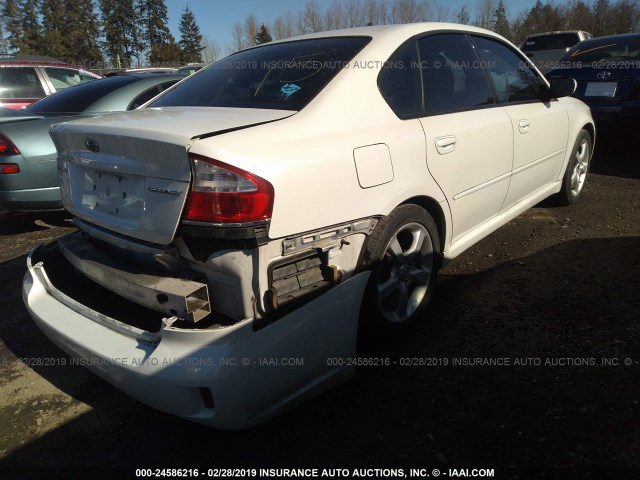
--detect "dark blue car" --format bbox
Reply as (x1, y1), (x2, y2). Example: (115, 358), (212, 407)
(547, 33), (640, 128)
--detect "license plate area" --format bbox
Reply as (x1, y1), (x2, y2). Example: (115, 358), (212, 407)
(585, 81), (617, 97)
(81, 169), (144, 220)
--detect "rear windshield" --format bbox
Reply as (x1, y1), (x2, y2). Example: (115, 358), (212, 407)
(149, 37), (371, 111)
(26, 76), (138, 115)
(562, 36), (640, 62)
(522, 33), (580, 52)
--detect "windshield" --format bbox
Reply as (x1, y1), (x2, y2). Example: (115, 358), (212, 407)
(149, 37), (371, 111)
(26, 76), (139, 115)
(563, 36), (640, 63)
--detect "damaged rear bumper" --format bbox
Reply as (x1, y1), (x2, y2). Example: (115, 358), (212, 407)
(23, 241), (369, 429)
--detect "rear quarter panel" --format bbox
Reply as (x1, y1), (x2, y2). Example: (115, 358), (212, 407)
(187, 39), (447, 240)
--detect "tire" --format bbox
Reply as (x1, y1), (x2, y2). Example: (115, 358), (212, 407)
(359, 204), (440, 332)
(556, 129), (592, 205)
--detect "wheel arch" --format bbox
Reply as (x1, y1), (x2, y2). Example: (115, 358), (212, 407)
(400, 196), (446, 267)
(582, 122), (596, 154)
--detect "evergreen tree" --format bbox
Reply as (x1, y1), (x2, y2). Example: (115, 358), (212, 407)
(493, 1), (510, 40)
(151, 34), (181, 64)
(0, 19), (10, 56)
(456, 5), (470, 25)
(137, 0), (173, 64)
(521, 0), (545, 36)
(65, 0), (103, 65)
(41, 0), (69, 60)
(178, 5), (203, 62)
(255, 24), (273, 45)
(2, 0), (21, 54)
(101, 0), (139, 68)
(17, 0), (42, 54)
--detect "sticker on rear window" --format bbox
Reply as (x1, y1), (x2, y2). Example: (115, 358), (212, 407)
(281, 83), (301, 99)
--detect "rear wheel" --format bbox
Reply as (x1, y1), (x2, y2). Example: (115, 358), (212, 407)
(556, 129), (591, 205)
(359, 205), (440, 332)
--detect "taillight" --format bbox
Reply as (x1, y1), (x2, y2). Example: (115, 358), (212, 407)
(0, 133), (20, 155)
(1, 163), (19, 174)
(184, 153), (274, 223)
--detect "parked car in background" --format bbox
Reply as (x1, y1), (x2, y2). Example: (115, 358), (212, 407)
(176, 62), (209, 75)
(0, 73), (185, 211)
(521, 30), (592, 73)
(25, 23), (594, 429)
(124, 67), (178, 74)
(547, 33), (640, 128)
(0, 55), (102, 109)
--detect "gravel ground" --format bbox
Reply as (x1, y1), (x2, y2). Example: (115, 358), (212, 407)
(0, 130), (638, 480)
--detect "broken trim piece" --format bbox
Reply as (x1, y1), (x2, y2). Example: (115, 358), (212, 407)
(281, 218), (378, 256)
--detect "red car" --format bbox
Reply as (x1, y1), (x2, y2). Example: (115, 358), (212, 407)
(0, 55), (102, 109)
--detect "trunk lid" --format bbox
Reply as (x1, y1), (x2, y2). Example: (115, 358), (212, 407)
(50, 107), (294, 245)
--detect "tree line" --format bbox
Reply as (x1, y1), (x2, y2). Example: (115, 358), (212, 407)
(220, 0), (639, 58)
(1, 0), (639, 69)
(0, 0), (204, 68)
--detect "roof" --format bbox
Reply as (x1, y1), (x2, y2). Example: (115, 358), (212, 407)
(243, 23), (509, 55)
(0, 53), (67, 64)
(525, 30), (590, 38)
(283, 22), (500, 41)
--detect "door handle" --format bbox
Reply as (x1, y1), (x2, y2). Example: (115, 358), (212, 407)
(435, 135), (457, 155)
(518, 120), (530, 134)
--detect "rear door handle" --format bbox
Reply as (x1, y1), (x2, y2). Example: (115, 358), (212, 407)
(435, 135), (457, 155)
(518, 120), (530, 134)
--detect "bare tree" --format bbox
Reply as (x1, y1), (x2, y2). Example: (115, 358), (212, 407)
(301, 1), (324, 33)
(377, 0), (391, 24)
(273, 13), (296, 40)
(431, 1), (451, 21)
(201, 35), (221, 62)
(475, 0), (496, 29)
(244, 13), (259, 47)
(391, 0), (427, 23)
(363, 0), (390, 25)
(230, 21), (245, 52)
(610, 0), (640, 33)
(345, 0), (365, 27)
(295, 12), (307, 35)
(363, 0), (378, 25)
(325, 0), (345, 30)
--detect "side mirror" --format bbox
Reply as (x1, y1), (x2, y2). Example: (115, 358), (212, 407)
(549, 77), (577, 98)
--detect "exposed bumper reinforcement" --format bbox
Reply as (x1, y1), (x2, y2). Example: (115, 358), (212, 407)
(58, 233), (210, 322)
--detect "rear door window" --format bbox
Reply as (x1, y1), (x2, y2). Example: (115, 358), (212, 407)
(0, 67), (46, 98)
(27, 76), (138, 115)
(128, 81), (178, 110)
(418, 33), (496, 115)
(44, 67), (99, 91)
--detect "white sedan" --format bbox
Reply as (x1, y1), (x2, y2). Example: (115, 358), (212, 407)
(24, 23), (593, 429)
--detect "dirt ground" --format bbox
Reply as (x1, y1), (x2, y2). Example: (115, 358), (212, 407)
(0, 129), (638, 480)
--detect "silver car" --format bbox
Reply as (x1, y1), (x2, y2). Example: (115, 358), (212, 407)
(0, 73), (184, 211)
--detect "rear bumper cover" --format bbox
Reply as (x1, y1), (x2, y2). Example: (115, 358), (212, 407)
(0, 186), (62, 211)
(23, 242), (369, 429)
